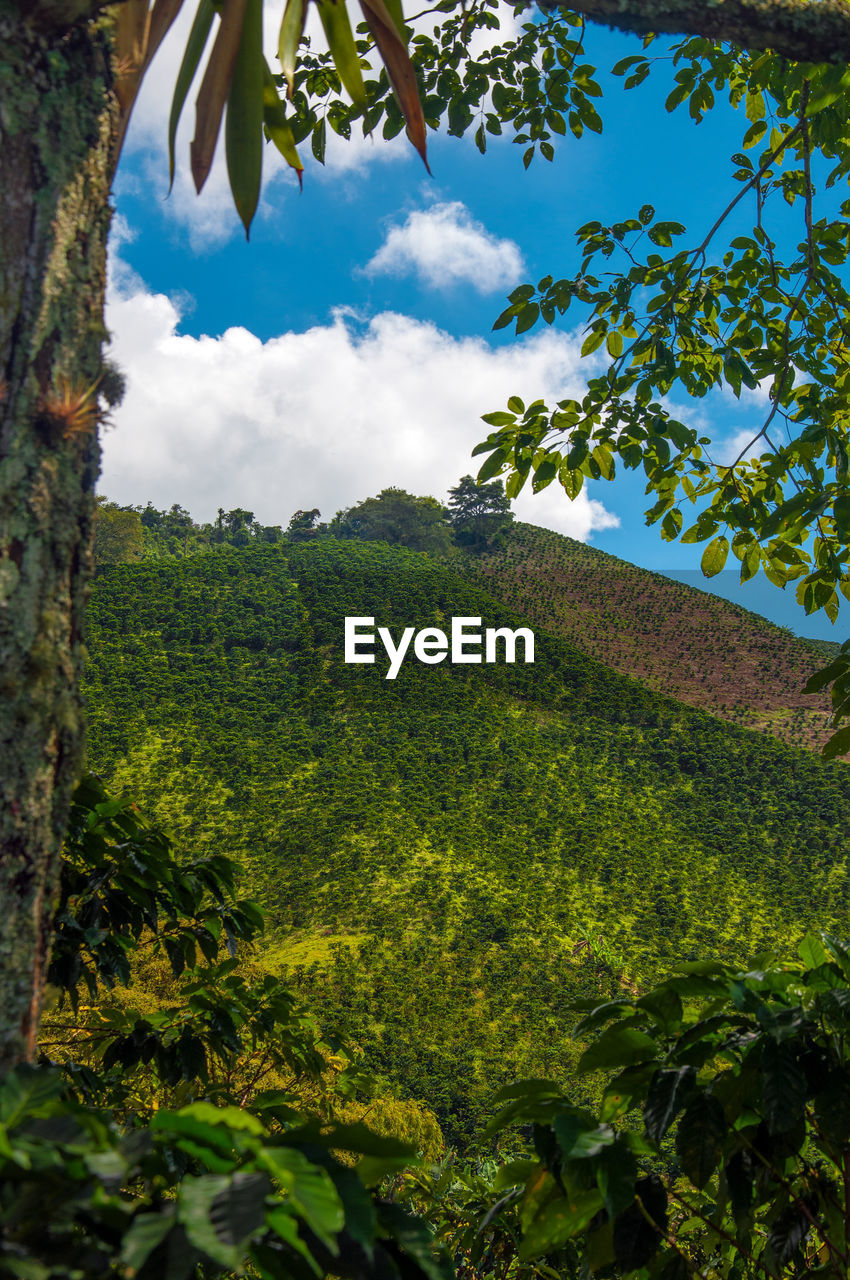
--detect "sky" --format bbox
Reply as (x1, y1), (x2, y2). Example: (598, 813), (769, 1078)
(103, 3), (843, 641)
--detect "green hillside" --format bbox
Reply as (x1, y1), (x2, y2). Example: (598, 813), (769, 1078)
(464, 523), (834, 752)
(83, 536), (850, 1143)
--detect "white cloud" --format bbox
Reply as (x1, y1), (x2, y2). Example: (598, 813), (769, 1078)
(102, 266), (617, 543)
(364, 201), (525, 293)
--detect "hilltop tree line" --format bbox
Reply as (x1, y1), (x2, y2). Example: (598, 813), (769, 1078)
(93, 480), (514, 572)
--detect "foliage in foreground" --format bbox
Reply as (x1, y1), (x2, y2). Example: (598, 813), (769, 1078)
(473, 936), (850, 1278)
(0, 775), (449, 1280)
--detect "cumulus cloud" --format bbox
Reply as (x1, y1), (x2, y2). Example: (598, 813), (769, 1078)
(364, 201), (525, 293)
(102, 266), (617, 543)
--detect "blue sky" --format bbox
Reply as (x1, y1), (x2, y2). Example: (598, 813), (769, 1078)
(103, 7), (841, 641)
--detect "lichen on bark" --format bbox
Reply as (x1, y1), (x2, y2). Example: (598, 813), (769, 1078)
(0, 10), (117, 1072)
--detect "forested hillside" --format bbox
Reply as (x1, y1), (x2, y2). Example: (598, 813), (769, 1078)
(84, 538), (850, 1143)
(465, 524), (834, 752)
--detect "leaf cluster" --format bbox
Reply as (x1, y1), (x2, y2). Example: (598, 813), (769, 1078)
(0, 1064), (446, 1280)
(477, 934), (850, 1278)
(472, 43), (850, 754)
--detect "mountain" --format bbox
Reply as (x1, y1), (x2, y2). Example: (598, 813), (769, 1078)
(83, 533), (850, 1143)
(463, 523), (835, 752)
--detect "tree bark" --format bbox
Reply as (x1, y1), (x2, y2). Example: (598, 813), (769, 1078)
(0, 10), (117, 1072)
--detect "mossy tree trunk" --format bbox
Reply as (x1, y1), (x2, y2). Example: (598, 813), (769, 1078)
(0, 10), (117, 1073)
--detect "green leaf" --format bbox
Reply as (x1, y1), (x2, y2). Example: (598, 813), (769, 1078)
(323, 1167), (375, 1253)
(577, 1024), (658, 1075)
(799, 934), (832, 970)
(295, 1121), (413, 1157)
(278, 0), (307, 97)
(121, 1213), (175, 1272)
(225, 0), (264, 236)
(643, 1067), (696, 1143)
(258, 1147), (344, 1248)
(190, 0), (251, 196)
(560, 463), (584, 500)
(312, 117), (327, 165)
(515, 304), (540, 335)
(262, 61), (304, 180)
(519, 1190), (603, 1259)
(316, 0), (367, 107)
(606, 329), (623, 358)
(613, 1174), (666, 1271)
(813, 1074), (850, 1141)
(505, 470), (527, 500)
(168, 0), (216, 189)
(741, 541), (760, 582)
(179, 1102), (265, 1134)
(675, 1093), (726, 1188)
(493, 1159), (539, 1190)
(701, 536), (729, 577)
(265, 1208), (322, 1274)
(178, 1173), (269, 1269)
(660, 508), (682, 541)
(762, 1044), (807, 1134)
(378, 1204), (452, 1280)
(745, 90), (765, 122)
(477, 449), (508, 482)
(581, 327), (605, 356)
(834, 493), (850, 541)
(635, 983), (683, 1032)
(573, 998), (632, 1037)
(596, 1139), (638, 1218)
(804, 657), (847, 694)
(823, 724), (850, 761)
(0, 1067), (64, 1129)
(592, 446), (614, 481)
(493, 305), (520, 331)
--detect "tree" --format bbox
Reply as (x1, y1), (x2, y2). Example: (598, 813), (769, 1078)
(212, 507), (259, 547)
(447, 476), (514, 553)
(287, 508), (323, 541)
(92, 498), (144, 571)
(4, 0), (850, 1077)
(330, 488), (452, 553)
(463, 934), (850, 1279)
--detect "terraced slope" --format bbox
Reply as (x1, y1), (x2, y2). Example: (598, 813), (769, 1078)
(465, 523), (835, 751)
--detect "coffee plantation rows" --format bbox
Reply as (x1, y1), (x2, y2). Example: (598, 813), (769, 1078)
(84, 536), (850, 1145)
(463, 524), (833, 752)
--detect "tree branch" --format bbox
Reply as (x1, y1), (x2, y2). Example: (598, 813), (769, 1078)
(535, 0), (850, 65)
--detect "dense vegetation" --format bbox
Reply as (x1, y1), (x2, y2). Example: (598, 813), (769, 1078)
(463, 523), (835, 753)
(9, 775), (449, 1280)
(83, 534), (850, 1145)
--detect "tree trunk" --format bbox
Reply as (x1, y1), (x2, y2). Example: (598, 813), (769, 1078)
(0, 11), (117, 1073)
